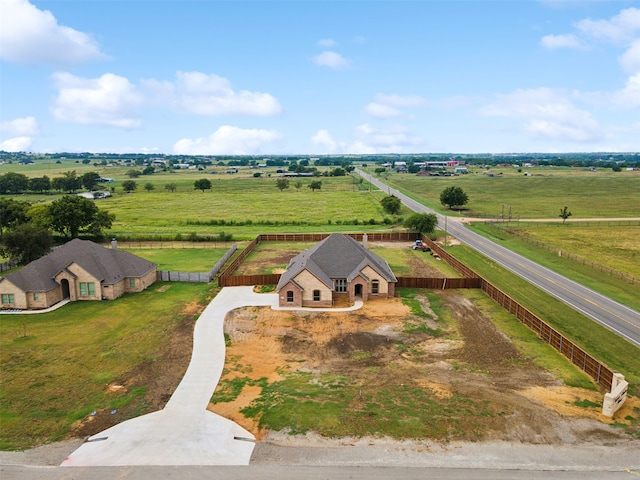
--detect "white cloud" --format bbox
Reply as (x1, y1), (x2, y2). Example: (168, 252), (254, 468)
(364, 103), (401, 118)
(173, 125), (281, 155)
(576, 7), (640, 44)
(0, 136), (33, 152)
(347, 124), (424, 153)
(540, 33), (583, 49)
(318, 38), (337, 47)
(0, 116), (39, 136)
(313, 51), (349, 69)
(173, 71), (281, 116)
(481, 88), (602, 143)
(619, 39), (640, 74)
(142, 71), (282, 116)
(0, 0), (105, 65)
(51, 72), (142, 128)
(364, 93), (427, 118)
(612, 73), (640, 108)
(310, 129), (344, 154)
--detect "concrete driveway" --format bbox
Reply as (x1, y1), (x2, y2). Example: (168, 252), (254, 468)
(61, 287), (362, 467)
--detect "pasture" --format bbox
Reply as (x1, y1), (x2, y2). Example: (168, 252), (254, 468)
(378, 167), (640, 219)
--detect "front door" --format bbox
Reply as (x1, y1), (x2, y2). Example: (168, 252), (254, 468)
(61, 279), (71, 299)
(354, 283), (363, 298)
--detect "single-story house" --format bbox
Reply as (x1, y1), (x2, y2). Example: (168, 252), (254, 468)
(276, 233), (397, 307)
(0, 239), (157, 310)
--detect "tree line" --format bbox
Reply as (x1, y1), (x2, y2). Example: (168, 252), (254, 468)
(0, 196), (114, 265)
(0, 170), (108, 195)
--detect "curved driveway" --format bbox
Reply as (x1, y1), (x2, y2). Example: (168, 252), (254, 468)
(357, 169), (640, 348)
(61, 287), (363, 467)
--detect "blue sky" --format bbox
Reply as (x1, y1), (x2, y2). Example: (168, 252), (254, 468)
(1, 0), (639, 154)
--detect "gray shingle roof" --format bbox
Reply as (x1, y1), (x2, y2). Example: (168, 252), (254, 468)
(2, 239), (157, 292)
(277, 234), (396, 291)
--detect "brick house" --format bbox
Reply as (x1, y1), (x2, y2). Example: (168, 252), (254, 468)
(276, 233), (397, 307)
(0, 239), (157, 310)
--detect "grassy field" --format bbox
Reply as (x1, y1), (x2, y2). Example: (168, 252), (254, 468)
(0, 282), (213, 450)
(374, 167), (640, 219)
(120, 248), (232, 271)
(446, 243), (640, 396)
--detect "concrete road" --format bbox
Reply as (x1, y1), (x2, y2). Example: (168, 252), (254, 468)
(356, 169), (640, 348)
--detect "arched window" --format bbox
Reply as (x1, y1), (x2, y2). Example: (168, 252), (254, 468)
(286, 291), (294, 302)
(371, 280), (379, 294)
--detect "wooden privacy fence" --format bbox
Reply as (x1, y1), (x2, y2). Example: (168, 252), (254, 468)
(214, 231), (618, 390)
(416, 233), (615, 391)
(481, 282), (614, 390)
(396, 277), (481, 289)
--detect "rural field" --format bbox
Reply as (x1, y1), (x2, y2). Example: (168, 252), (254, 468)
(1, 160), (639, 452)
(375, 166), (640, 219)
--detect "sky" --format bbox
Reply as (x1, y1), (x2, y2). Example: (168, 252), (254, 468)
(1, 0), (639, 155)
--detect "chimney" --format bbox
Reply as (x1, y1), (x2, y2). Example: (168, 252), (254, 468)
(111, 238), (118, 250)
(362, 233), (368, 249)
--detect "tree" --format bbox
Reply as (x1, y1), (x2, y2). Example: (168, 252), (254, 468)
(440, 186), (469, 210)
(381, 195), (402, 215)
(126, 169), (141, 178)
(122, 180), (138, 193)
(294, 181), (303, 191)
(142, 166), (155, 175)
(28, 176), (51, 193)
(0, 224), (52, 265)
(559, 206), (572, 224)
(194, 178), (212, 192)
(0, 198), (30, 236)
(144, 183), (155, 192)
(404, 213), (438, 236)
(86, 209), (115, 239)
(276, 178), (290, 192)
(165, 183), (177, 192)
(374, 167), (386, 175)
(0, 172), (29, 194)
(308, 180), (322, 192)
(81, 172), (101, 191)
(48, 195), (99, 238)
(59, 170), (82, 193)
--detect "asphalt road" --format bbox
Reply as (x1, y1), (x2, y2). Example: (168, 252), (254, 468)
(356, 169), (640, 348)
(2, 465), (636, 480)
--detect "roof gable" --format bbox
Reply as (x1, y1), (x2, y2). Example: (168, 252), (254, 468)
(3, 239), (157, 292)
(277, 234), (396, 291)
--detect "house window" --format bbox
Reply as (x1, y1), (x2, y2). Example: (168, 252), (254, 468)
(129, 278), (136, 288)
(79, 282), (95, 296)
(313, 290), (321, 302)
(371, 280), (379, 295)
(334, 279), (347, 293)
(1, 294), (15, 304)
(286, 291), (294, 303)
(33, 293), (39, 301)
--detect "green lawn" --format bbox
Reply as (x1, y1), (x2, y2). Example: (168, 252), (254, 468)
(0, 282), (213, 450)
(121, 248), (232, 271)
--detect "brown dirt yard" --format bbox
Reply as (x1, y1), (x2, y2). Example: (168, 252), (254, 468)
(210, 289), (639, 446)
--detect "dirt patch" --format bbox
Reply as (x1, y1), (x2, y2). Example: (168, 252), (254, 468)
(210, 291), (631, 445)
